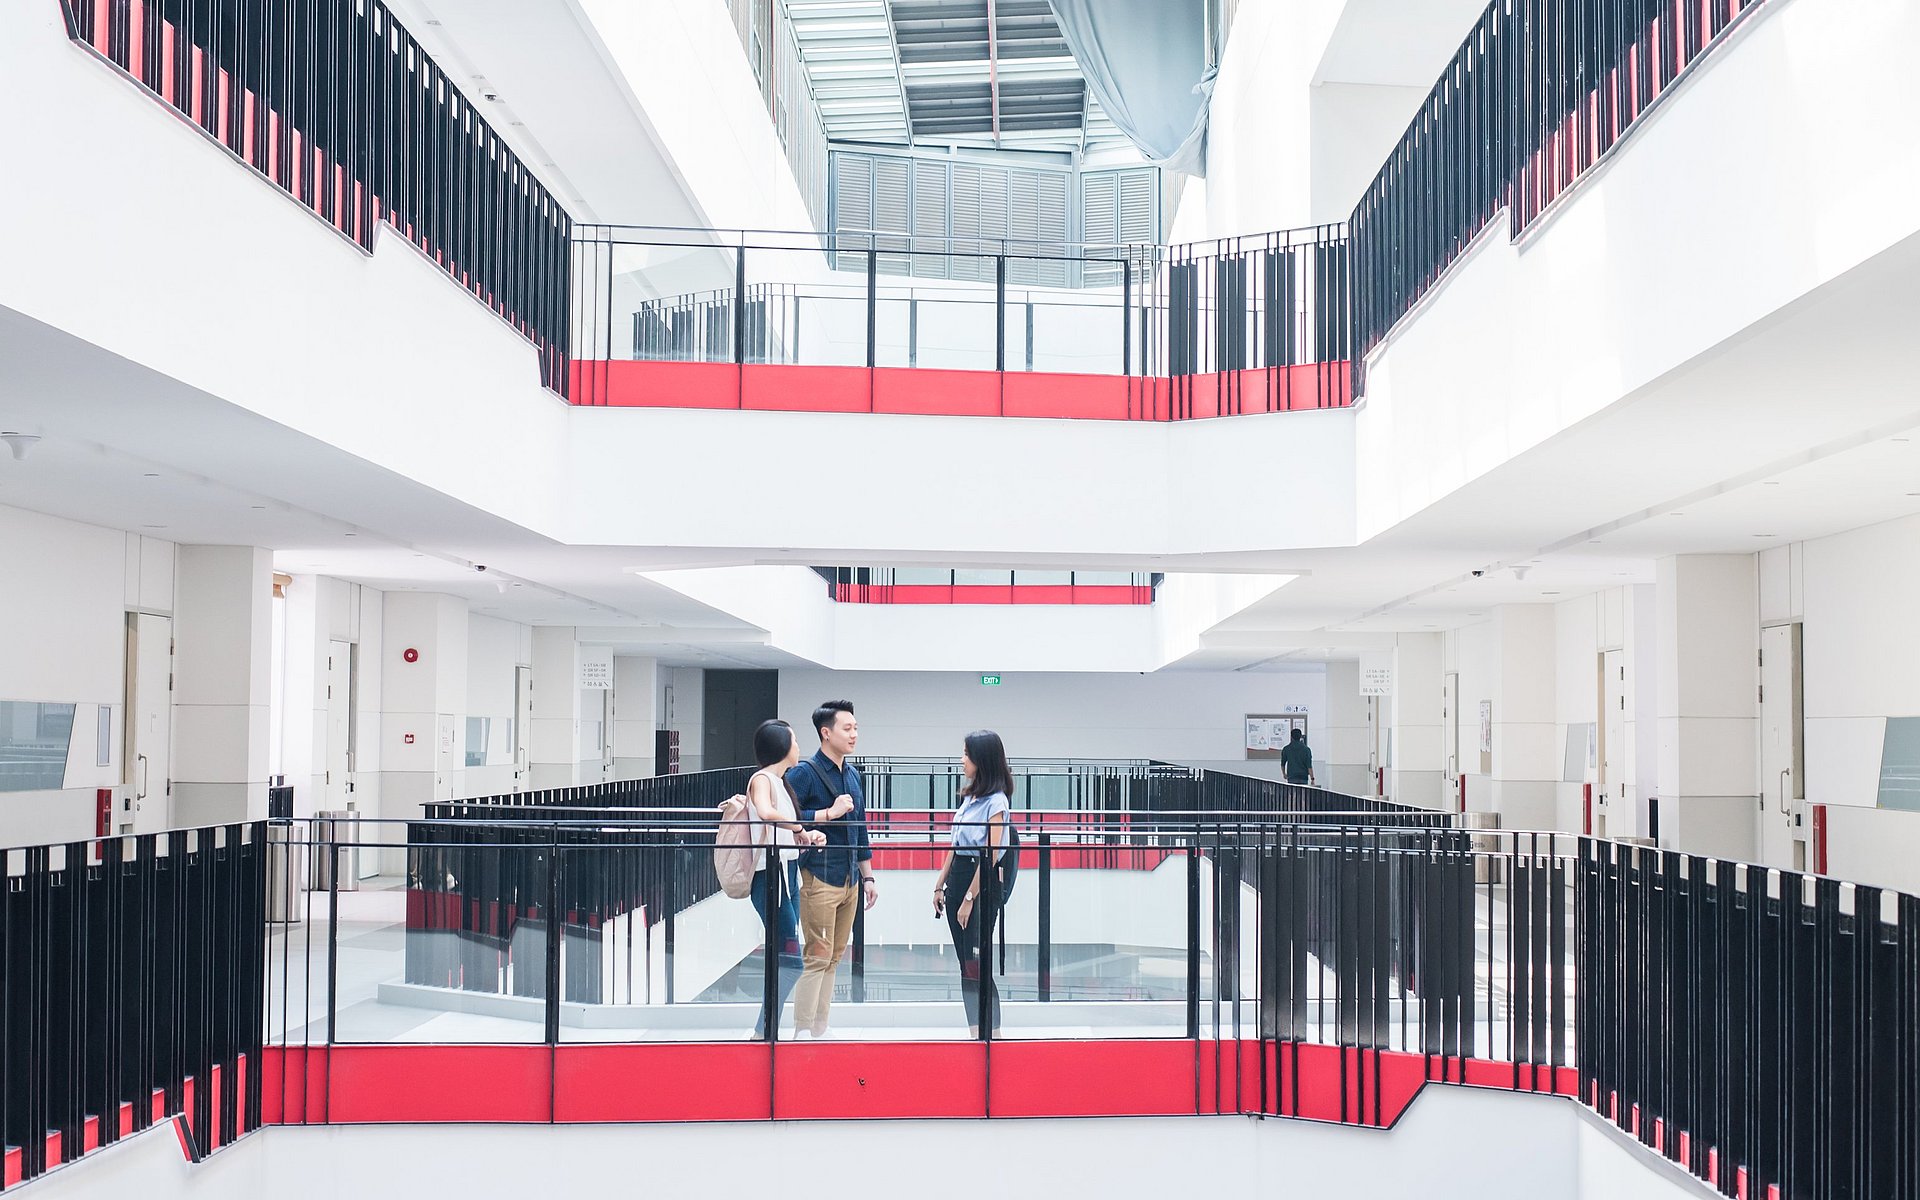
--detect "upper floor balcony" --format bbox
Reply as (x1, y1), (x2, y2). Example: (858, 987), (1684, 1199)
(567, 223), (1354, 420)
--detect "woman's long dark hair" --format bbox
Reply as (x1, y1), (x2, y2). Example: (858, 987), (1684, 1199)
(960, 729), (1015, 803)
(753, 719), (795, 769)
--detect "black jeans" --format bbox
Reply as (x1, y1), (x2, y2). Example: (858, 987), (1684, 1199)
(943, 856), (1001, 1031)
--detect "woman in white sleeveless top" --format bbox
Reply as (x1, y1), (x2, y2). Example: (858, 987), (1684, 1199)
(747, 719), (824, 1038)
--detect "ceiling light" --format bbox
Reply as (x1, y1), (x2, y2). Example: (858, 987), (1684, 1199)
(343, 532), (357, 537)
(142, 472), (159, 478)
(1543, 591), (1561, 596)
(141, 524), (166, 529)
(1762, 480), (1780, 486)
(1753, 533), (1777, 538)
(250, 504), (266, 510)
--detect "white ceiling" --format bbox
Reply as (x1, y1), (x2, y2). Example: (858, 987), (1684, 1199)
(1312, 0), (1492, 90)
(5, 200), (1920, 673)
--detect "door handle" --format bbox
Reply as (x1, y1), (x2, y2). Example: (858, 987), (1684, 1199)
(136, 754), (149, 803)
(1779, 768), (1792, 815)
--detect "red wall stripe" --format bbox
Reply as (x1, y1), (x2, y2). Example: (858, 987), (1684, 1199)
(571, 362), (1354, 421)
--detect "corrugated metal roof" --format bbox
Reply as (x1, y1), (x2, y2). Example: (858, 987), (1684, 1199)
(784, 0), (1134, 155)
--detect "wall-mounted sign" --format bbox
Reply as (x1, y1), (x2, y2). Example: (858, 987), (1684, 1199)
(1479, 701), (1493, 754)
(980, 674), (1002, 686)
(1359, 650), (1393, 696)
(1245, 713), (1308, 759)
(580, 646), (614, 690)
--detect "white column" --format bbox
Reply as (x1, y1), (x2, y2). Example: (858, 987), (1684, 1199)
(1622, 583), (1659, 838)
(612, 655), (659, 779)
(664, 666), (705, 773)
(530, 626), (584, 788)
(379, 593), (469, 817)
(1322, 660), (1371, 797)
(1489, 604), (1559, 830)
(1655, 554), (1759, 857)
(1388, 633), (1446, 808)
(171, 545), (272, 826)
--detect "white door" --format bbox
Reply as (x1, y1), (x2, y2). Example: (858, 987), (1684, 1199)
(324, 640), (354, 809)
(125, 613), (173, 834)
(513, 665), (533, 791)
(1441, 672), (1460, 781)
(1759, 623), (1804, 869)
(1600, 649), (1625, 838)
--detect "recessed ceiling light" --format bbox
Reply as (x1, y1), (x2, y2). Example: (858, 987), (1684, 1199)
(142, 472), (159, 478)
(1753, 533), (1777, 538)
(249, 504), (266, 510)
(1669, 512), (1685, 517)
(1762, 481), (1780, 486)
(1543, 591), (1561, 596)
(343, 532), (357, 537)
(141, 524), (165, 529)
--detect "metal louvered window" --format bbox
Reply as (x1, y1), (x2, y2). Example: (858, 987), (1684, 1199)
(830, 149), (1156, 284)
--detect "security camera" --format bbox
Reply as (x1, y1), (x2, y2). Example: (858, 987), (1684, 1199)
(475, 564), (488, 572)
(1471, 569), (1484, 578)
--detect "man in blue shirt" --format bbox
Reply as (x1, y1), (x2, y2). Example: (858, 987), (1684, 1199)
(785, 699), (877, 1037)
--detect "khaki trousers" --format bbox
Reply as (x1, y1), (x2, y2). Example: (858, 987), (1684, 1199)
(793, 869), (860, 1034)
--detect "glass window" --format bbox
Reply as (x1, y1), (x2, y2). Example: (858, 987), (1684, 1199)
(0, 702), (76, 792)
(465, 717), (491, 769)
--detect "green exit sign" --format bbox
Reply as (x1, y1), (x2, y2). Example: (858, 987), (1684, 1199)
(980, 674), (1002, 686)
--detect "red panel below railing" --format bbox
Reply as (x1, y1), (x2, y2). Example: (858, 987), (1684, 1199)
(569, 361), (1352, 420)
(259, 1041), (1579, 1130)
(831, 584), (1152, 606)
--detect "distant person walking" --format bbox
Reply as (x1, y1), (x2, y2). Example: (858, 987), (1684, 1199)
(1280, 727), (1316, 786)
(933, 730), (1014, 1037)
(786, 700), (877, 1038)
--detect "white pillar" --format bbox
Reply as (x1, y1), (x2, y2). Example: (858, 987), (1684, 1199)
(379, 593), (468, 817)
(664, 666), (705, 773)
(1620, 583), (1659, 838)
(171, 546), (272, 827)
(530, 626), (584, 788)
(1655, 554), (1758, 857)
(612, 655), (659, 779)
(1388, 633), (1446, 808)
(1489, 604), (1559, 830)
(1322, 660), (1371, 797)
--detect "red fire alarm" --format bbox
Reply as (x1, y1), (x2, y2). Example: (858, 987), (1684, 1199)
(403, 647), (420, 663)
(404, 733), (416, 745)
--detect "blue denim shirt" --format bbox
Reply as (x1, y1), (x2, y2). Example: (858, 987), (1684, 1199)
(786, 751), (873, 887)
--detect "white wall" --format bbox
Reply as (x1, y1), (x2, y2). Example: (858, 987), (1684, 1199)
(574, 0), (820, 233)
(464, 614), (530, 796)
(775, 669), (1324, 764)
(1354, 0), (1920, 544)
(663, 666), (705, 772)
(0, 505), (166, 846)
(1785, 511), (1920, 893)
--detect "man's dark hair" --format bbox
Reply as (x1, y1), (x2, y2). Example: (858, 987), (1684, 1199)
(1291, 727), (1306, 741)
(813, 700), (855, 740)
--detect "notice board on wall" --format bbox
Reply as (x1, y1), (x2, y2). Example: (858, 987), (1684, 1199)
(1245, 710), (1309, 760)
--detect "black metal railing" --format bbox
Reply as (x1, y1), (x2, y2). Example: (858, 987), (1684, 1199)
(58, 0), (573, 396)
(0, 823), (266, 1189)
(1349, 0), (1768, 384)
(1579, 838), (1920, 1200)
(571, 224), (1355, 416)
